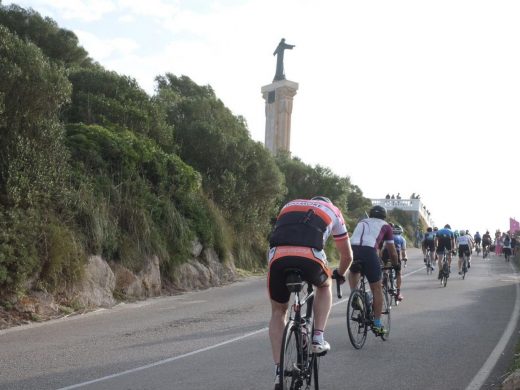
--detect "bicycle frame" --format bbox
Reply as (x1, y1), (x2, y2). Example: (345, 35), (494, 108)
(280, 270), (319, 390)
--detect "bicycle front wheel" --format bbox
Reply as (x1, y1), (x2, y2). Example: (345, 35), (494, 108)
(280, 320), (302, 390)
(311, 354), (320, 390)
(346, 290), (368, 349)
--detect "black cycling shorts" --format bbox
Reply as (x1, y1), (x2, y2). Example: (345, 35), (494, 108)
(436, 239), (452, 253)
(268, 253), (330, 303)
(349, 245), (382, 284)
(458, 245), (470, 258)
(423, 240), (435, 252)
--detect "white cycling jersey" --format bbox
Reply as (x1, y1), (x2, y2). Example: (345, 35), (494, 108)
(457, 235), (471, 246)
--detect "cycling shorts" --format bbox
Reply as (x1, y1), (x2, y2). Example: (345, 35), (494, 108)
(474, 238), (482, 244)
(349, 245), (382, 283)
(458, 245), (470, 258)
(423, 240), (435, 251)
(381, 248), (401, 274)
(436, 239), (452, 253)
(268, 246), (331, 303)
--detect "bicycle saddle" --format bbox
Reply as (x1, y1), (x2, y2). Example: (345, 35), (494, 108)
(284, 268), (304, 292)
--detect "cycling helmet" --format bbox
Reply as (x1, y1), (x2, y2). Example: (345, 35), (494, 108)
(433, 226), (438, 231)
(459, 229), (465, 236)
(444, 224), (451, 229)
(369, 205), (387, 219)
(311, 196), (331, 203)
(466, 230), (470, 234)
(393, 225), (403, 235)
(427, 227), (433, 232)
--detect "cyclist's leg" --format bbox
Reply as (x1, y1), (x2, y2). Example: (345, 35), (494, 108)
(267, 257), (292, 363)
(429, 243), (436, 270)
(458, 246), (463, 274)
(313, 279), (331, 333)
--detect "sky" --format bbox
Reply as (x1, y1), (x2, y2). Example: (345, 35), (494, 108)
(5, 0), (520, 234)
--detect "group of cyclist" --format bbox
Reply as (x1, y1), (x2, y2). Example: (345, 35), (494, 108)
(267, 197), (403, 389)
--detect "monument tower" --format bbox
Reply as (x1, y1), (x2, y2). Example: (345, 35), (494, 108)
(262, 38), (299, 155)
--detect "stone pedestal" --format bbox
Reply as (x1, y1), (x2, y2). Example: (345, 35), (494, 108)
(261, 79), (298, 155)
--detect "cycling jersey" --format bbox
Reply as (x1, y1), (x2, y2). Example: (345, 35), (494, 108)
(350, 218), (394, 249)
(267, 199), (349, 302)
(436, 227), (454, 252)
(423, 232), (435, 242)
(482, 234), (492, 245)
(457, 235), (471, 246)
(474, 233), (481, 243)
(269, 199), (348, 251)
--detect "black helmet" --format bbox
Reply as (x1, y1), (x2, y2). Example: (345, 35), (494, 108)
(369, 205), (387, 219)
(444, 224), (451, 229)
(311, 196), (331, 203)
(427, 227), (433, 232)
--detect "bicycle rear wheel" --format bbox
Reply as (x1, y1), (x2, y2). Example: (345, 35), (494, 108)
(346, 290), (368, 349)
(380, 291), (391, 340)
(462, 257), (467, 280)
(280, 320), (303, 390)
(381, 273), (390, 307)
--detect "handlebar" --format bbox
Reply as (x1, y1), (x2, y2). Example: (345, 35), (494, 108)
(331, 269), (345, 299)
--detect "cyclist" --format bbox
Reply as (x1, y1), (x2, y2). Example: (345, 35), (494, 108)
(457, 229), (472, 275)
(503, 233), (512, 260)
(267, 196), (353, 389)
(465, 230), (475, 266)
(482, 230), (492, 258)
(422, 227), (436, 271)
(474, 231), (482, 254)
(435, 224), (455, 279)
(382, 224), (407, 301)
(346, 205), (398, 335)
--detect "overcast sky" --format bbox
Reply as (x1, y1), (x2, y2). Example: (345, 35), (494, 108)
(6, 0), (520, 234)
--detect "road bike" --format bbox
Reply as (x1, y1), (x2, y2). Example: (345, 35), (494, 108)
(424, 248), (434, 275)
(460, 251), (469, 280)
(382, 264), (399, 306)
(475, 243), (481, 256)
(343, 261), (390, 349)
(482, 244), (490, 259)
(279, 269), (320, 390)
(439, 250), (450, 287)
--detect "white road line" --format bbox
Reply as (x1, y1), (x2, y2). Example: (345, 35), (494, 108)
(56, 327), (268, 389)
(465, 261), (520, 390)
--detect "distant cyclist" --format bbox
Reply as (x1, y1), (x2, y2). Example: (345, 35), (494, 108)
(382, 224), (407, 301)
(474, 231), (482, 254)
(503, 233), (512, 260)
(348, 205), (398, 335)
(435, 224), (455, 279)
(482, 230), (492, 257)
(457, 230), (472, 275)
(267, 196), (353, 389)
(422, 227), (436, 271)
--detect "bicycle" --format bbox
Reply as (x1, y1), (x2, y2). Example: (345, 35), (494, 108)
(424, 248), (434, 275)
(475, 243), (481, 256)
(382, 264), (399, 306)
(439, 250), (450, 287)
(342, 261), (391, 349)
(279, 269), (320, 390)
(483, 244), (490, 259)
(460, 251), (469, 280)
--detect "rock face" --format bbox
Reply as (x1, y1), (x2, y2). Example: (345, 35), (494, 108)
(3, 239), (237, 329)
(502, 370), (520, 390)
(75, 256), (116, 308)
(114, 256), (162, 299)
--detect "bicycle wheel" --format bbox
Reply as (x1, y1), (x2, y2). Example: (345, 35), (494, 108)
(442, 263), (448, 287)
(311, 354), (320, 390)
(280, 320), (302, 390)
(380, 291), (391, 340)
(426, 258), (432, 275)
(462, 257), (467, 279)
(346, 290), (368, 349)
(381, 273), (390, 306)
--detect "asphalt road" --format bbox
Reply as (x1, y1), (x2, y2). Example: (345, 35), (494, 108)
(0, 248), (518, 390)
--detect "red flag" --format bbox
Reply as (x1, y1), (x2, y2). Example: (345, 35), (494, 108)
(510, 218), (520, 233)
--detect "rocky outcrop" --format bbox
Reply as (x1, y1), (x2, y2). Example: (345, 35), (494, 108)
(113, 256), (161, 299)
(502, 370), (520, 389)
(1, 240), (237, 329)
(74, 255), (116, 308)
